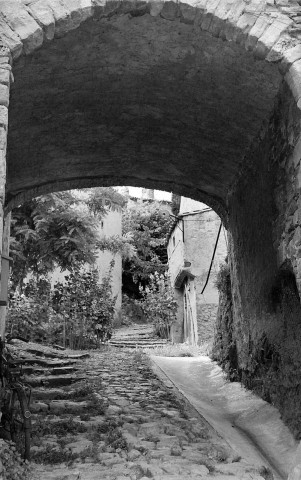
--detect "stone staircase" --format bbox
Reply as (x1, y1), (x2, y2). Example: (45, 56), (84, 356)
(110, 323), (170, 349)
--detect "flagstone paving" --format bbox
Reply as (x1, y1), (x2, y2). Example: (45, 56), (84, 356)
(28, 346), (271, 480)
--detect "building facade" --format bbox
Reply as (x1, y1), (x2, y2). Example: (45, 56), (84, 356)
(167, 198), (227, 345)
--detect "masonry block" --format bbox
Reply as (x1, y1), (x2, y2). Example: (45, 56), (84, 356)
(219, 1), (245, 41)
(0, 84), (9, 107)
(0, 128), (6, 151)
(0, 18), (23, 59)
(61, 0), (93, 24)
(43, 0), (93, 37)
(245, 14), (272, 52)
(43, 0), (73, 37)
(280, 45), (301, 74)
(27, 0), (55, 41)
(214, 0), (239, 22)
(160, 2), (180, 21)
(0, 106), (8, 130)
(180, 4), (197, 25)
(0, 67), (10, 86)
(208, 15), (225, 38)
(0, 0), (43, 54)
(192, 0), (209, 9)
(265, 34), (291, 63)
(233, 12), (257, 44)
(255, 16), (292, 59)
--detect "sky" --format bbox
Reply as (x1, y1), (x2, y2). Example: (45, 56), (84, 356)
(117, 187), (172, 201)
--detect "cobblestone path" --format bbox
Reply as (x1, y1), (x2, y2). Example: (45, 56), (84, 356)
(30, 347), (271, 480)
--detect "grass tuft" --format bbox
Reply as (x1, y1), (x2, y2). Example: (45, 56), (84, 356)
(143, 342), (211, 357)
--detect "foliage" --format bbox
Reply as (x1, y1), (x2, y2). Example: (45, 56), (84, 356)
(52, 265), (116, 349)
(96, 233), (137, 260)
(10, 191), (101, 290)
(214, 261), (231, 296)
(121, 294), (145, 324)
(7, 267), (116, 349)
(32, 417), (87, 440)
(31, 444), (78, 465)
(0, 439), (31, 480)
(87, 187), (126, 215)
(142, 342), (211, 357)
(135, 272), (178, 338)
(6, 278), (62, 344)
(121, 200), (173, 296)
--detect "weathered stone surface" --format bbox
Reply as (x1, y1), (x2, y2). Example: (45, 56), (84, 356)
(0, 18), (23, 58)
(0, 0), (43, 54)
(26, 0), (56, 41)
(0, 84), (9, 107)
(245, 13), (272, 51)
(6, 10), (281, 218)
(255, 15), (293, 59)
(286, 60), (301, 105)
(281, 45), (301, 74)
(288, 465), (301, 480)
(0, 105), (8, 130)
(0, 67), (10, 86)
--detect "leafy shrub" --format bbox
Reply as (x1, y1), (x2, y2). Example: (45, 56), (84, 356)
(52, 266), (116, 349)
(7, 266), (116, 349)
(135, 272), (178, 338)
(7, 278), (63, 343)
(214, 262), (231, 296)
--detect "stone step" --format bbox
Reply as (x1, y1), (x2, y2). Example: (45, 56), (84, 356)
(112, 335), (156, 340)
(20, 358), (78, 368)
(25, 348), (90, 360)
(111, 338), (168, 344)
(110, 342), (169, 349)
(22, 365), (78, 376)
(25, 374), (85, 388)
(112, 339), (158, 344)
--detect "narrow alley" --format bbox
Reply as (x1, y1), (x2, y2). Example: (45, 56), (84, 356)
(4, 328), (289, 480)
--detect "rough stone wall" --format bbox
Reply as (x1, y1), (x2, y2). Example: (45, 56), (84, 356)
(217, 84), (301, 439)
(211, 266), (236, 378)
(0, 46), (11, 336)
(197, 303), (218, 345)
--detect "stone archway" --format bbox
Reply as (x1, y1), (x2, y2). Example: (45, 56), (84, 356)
(1, 0), (301, 447)
(1, 0), (300, 217)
